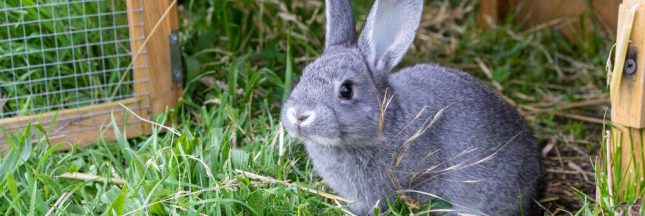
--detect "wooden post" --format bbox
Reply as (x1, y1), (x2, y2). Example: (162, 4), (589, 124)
(479, 0), (506, 28)
(478, 0), (621, 39)
(127, 0), (182, 132)
(610, 0), (645, 199)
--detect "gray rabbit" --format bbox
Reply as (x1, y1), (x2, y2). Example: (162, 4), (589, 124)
(280, 0), (542, 215)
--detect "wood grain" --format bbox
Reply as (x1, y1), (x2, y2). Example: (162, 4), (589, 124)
(126, 0), (151, 134)
(610, 0), (645, 198)
(612, 2), (645, 128)
(136, 0), (182, 117)
(0, 98), (147, 152)
(127, 0), (182, 132)
(479, 0), (503, 27)
(479, 0), (621, 38)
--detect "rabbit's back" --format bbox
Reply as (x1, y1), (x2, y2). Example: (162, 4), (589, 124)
(387, 64), (542, 215)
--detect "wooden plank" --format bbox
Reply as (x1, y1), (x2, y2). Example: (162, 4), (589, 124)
(610, 0), (645, 198)
(130, 0), (182, 119)
(479, 0), (503, 27)
(480, 0), (621, 38)
(594, 0), (624, 35)
(126, 0), (152, 134)
(0, 98), (147, 152)
(518, 0), (585, 37)
(612, 2), (645, 128)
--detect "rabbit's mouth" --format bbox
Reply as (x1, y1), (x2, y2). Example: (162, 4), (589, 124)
(301, 135), (343, 147)
(287, 130), (343, 147)
(281, 105), (344, 146)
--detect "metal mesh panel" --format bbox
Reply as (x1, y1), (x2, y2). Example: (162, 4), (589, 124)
(0, 0), (149, 120)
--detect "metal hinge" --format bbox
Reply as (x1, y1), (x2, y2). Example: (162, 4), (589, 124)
(169, 30), (183, 81)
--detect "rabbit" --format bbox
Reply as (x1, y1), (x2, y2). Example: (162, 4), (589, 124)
(280, 0), (543, 215)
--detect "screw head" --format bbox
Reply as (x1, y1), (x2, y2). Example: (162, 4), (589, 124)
(625, 58), (637, 75)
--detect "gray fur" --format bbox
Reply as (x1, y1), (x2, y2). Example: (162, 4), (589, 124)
(281, 0), (542, 215)
(325, 0), (356, 50)
(358, 0), (423, 81)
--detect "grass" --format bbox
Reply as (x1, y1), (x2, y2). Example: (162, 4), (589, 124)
(592, 126), (645, 215)
(0, 0), (630, 215)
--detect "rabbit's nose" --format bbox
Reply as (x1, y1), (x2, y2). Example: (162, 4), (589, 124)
(297, 113), (310, 122)
(296, 110), (315, 126)
(286, 107), (315, 126)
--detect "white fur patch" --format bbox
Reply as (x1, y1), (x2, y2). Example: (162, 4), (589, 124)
(286, 107), (298, 125)
(306, 135), (342, 147)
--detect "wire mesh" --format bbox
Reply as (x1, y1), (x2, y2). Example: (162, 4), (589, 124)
(0, 0), (149, 121)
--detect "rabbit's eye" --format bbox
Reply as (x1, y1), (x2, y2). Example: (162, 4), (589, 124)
(339, 81), (353, 100)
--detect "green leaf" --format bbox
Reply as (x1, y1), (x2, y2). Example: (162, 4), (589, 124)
(6, 174), (18, 198)
(492, 64), (511, 83)
(0, 124), (32, 185)
(283, 36), (294, 102)
(107, 184), (128, 216)
(150, 199), (165, 215)
(185, 56), (201, 85)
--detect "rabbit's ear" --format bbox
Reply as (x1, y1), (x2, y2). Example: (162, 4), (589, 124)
(324, 0), (356, 50)
(358, 0), (423, 77)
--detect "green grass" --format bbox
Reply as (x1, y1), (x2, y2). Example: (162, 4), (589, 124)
(592, 126), (645, 215)
(0, 0), (628, 215)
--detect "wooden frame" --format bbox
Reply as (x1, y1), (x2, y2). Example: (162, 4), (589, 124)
(479, 0), (621, 38)
(610, 0), (645, 195)
(478, 0), (511, 27)
(0, 0), (181, 152)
